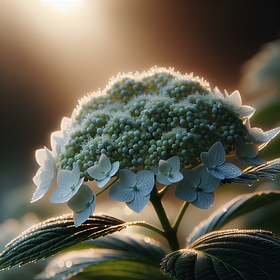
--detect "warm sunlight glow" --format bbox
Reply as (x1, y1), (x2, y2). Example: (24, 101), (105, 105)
(42, 0), (83, 13)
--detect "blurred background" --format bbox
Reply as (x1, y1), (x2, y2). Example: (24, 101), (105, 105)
(1, 0), (280, 279)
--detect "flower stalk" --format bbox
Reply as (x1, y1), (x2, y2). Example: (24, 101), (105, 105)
(172, 201), (190, 231)
(150, 185), (180, 251)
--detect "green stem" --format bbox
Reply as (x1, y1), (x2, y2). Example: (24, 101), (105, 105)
(172, 201), (189, 231)
(150, 186), (180, 251)
(226, 153), (237, 159)
(96, 177), (118, 197)
(132, 221), (165, 237)
(158, 184), (171, 198)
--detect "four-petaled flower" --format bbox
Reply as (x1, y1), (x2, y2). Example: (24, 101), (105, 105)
(109, 169), (154, 213)
(87, 154), (119, 188)
(201, 141), (243, 180)
(175, 166), (220, 209)
(214, 87), (255, 118)
(151, 156), (183, 185)
(50, 162), (84, 203)
(245, 119), (280, 149)
(227, 90), (256, 118)
(51, 116), (72, 156)
(235, 138), (266, 167)
(67, 184), (96, 227)
(31, 147), (56, 203)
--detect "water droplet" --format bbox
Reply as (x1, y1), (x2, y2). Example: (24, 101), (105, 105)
(223, 208), (227, 213)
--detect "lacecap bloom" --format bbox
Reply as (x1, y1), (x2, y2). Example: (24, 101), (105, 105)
(214, 87), (255, 119)
(109, 170), (154, 213)
(87, 154), (119, 188)
(67, 184), (96, 227)
(175, 166), (220, 209)
(31, 66), (280, 224)
(245, 119), (280, 147)
(32, 114), (74, 202)
(151, 156), (183, 185)
(31, 147), (56, 203)
(200, 141), (243, 180)
(235, 138), (266, 167)
(50, 162), (84, 203)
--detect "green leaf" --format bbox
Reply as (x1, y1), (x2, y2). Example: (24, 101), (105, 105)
(35, 248), (142, 280)
(72, 260), (170, 280)
(90, 232), (168, 263)
(0, 214), (130, 270)
(36, 232), (168, 280)
(187, 190), (280, 245)
(223, 158), (280, 185)
(161, 229), (280, 280)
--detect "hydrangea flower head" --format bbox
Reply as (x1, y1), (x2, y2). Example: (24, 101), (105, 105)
(108, 169), (154, 213)
(87, 154), (119, 188)
(50, 162), (84, 203)
(30, 66), (280, 229)
(151, 156), (183, 185)
(67, 184), (96, 227)
(235, 138), (266, 166)
(55, 67), (248, 182)
(201, 141), (243, 180)
(175, 166), (220, 209)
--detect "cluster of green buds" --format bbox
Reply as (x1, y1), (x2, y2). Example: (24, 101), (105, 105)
(31, 66), (280, 227)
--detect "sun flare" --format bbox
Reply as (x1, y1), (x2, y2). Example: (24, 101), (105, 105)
(41, 0), (83, 13)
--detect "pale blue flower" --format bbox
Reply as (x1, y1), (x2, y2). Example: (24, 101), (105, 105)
(245, 119), (280, 148)
(31, 147), (56, 203)
(108, 169), (154, 213)
(214, 87), (255, 118)
(50, 116), (72, 156)
(31, 115), (73, 203)
(175, 166), (220, 209)
(67, 184), (96, 227)
(87, 154), (119, 188)
(151, 156), (183, 185)
(235, 138), (266, 167)
(50, 162), (84, 203)
(227, 90), (255, 118)
(201, 141), (243, 180)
